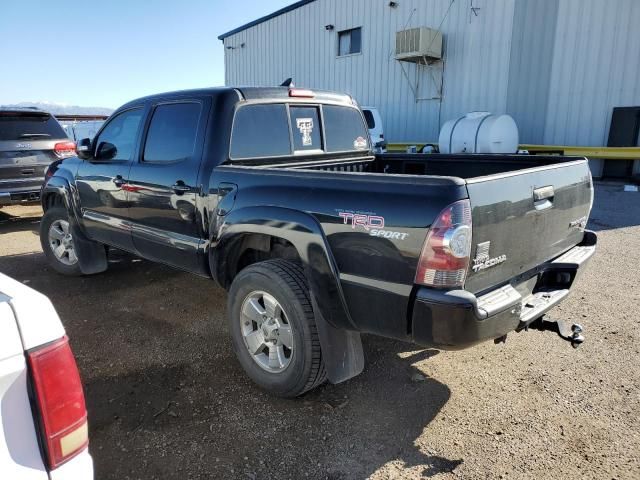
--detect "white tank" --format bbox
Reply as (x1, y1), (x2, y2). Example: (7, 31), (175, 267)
(438, 112), (519, 154)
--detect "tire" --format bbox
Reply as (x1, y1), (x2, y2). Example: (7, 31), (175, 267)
(227, 259), (327, 397)
(40, 206), (83, 276)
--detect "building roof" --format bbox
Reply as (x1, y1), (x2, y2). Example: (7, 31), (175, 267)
(218, 0), (316, 40)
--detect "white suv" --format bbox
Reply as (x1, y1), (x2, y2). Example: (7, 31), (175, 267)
(0, 273), (93, 479)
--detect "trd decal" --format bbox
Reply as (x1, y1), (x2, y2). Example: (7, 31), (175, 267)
(370, 229), (409, 240)
(339, 212), (384, 230)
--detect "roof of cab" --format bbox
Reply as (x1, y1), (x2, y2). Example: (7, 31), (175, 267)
(117, 86), (354, 111)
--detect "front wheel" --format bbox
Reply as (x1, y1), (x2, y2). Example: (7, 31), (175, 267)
(40, 206), (83, 276)
(227, 260), (326, 397)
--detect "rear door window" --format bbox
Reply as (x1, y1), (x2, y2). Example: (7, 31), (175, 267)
(323, 105), (370, 152)
(289, 106), (322, 153)
(0, 112), (67, 140)
(143, 102), (202, 163)
(230, 104), (291, 159)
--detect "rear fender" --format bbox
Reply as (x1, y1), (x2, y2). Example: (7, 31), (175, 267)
(211, 206), (364, 384)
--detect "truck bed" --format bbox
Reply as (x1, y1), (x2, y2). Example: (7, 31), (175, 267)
(266, 152), (593, 296)
(281, 153), (579, 181)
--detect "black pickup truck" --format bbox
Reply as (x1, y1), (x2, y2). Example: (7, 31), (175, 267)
(40, 86), (596, 397)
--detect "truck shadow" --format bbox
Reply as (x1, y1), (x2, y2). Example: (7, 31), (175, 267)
(0, 208), (41, 235)
(1, 245), (461, 478)
(82, 333), (461, 479)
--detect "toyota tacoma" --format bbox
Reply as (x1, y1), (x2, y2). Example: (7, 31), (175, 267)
(39, 86), (596, 397)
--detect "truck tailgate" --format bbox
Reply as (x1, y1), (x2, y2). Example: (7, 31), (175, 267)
(464, 159), (593, 294)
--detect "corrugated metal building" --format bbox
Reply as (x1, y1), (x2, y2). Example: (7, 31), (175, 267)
(219, 0), (640, 151)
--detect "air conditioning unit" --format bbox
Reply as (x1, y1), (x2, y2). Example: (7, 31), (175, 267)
(395, 27), (443, 64)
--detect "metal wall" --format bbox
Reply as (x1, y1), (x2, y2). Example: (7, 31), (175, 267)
(223, 0), (516, 142)
(506, 0), (559, 145)
(222, 0), (640, 146)
(543, 0), (640, 146)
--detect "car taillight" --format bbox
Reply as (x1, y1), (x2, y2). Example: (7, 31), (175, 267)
(415, 199), (473, 288)
(27, 336), (88, 470)
(53, 141), (76, 159)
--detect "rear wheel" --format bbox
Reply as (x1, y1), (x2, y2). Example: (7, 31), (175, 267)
(40, 207), (82, 276)
(227, 260), (326, 397)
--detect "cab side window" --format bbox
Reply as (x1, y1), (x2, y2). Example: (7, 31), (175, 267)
(94, 108), (143, 161)
(143, 103), (202, 163)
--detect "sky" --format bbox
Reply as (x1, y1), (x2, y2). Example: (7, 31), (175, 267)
(0, 0), (293, 108)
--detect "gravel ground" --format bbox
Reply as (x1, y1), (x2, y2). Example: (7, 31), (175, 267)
(0, 182), (639, 479)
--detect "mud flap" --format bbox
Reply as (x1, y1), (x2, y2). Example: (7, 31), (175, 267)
(311, 295), (364, 384)
(70, 221), (108, 275)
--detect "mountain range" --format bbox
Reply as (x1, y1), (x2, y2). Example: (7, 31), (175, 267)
(2, 101), (114, 116)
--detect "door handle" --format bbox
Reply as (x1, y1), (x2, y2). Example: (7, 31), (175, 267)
(533, 185), (554, 211)
(172, 182), (192, 195)
(113, 176), (125, 187)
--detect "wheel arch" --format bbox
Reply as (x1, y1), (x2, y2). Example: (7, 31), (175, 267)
(41, 177), (108, 275)
(41, 176), (73, 213)
(211, 206), (364, 384)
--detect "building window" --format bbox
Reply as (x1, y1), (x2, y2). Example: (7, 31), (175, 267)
(338, 27), (361, 56)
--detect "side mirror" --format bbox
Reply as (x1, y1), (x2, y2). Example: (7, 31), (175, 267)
(95, 141), (117, 161)
(76, 138), (93, 160)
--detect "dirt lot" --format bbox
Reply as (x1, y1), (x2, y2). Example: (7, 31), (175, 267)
(1, 182), (639, 479)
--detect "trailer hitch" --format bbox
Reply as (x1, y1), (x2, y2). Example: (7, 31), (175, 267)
(528, 316), (584, 348)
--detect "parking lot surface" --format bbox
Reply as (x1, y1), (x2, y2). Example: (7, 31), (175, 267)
(1, 182), (639, 479)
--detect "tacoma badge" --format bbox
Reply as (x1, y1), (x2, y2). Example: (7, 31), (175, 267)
(472, 241), (507, 272)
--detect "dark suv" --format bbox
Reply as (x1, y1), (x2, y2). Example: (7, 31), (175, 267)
(0, 107), (76, 206)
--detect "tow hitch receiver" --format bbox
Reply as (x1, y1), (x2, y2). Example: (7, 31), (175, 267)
(528, 316), (584, 348)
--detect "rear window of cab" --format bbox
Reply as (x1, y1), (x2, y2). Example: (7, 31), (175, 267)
(230, 103), (369, 160)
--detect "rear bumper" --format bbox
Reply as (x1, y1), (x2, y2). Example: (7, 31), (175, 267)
(0, 179), (44, 205)
(411, 230), (597, 349)
(0, 190), (41, 205)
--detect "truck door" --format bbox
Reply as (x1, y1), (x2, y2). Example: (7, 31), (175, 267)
(76, 107), (145, 251)
(126, 98), (210, 273)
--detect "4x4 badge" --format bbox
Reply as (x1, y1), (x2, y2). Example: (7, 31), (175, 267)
(472, 241), (507, 272)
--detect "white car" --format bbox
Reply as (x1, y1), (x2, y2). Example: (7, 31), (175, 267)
(0, 273), (93, 479)
(361, 106), (386, 152)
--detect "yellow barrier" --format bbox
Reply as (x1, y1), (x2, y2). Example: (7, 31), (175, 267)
(386, 143), (640, 160)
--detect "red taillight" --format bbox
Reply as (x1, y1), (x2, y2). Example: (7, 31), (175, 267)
(415, 199), (473, 288)
(288, 88), (315, 98)
(53, 141), (76, 159)
(28, 336), (88, 470)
